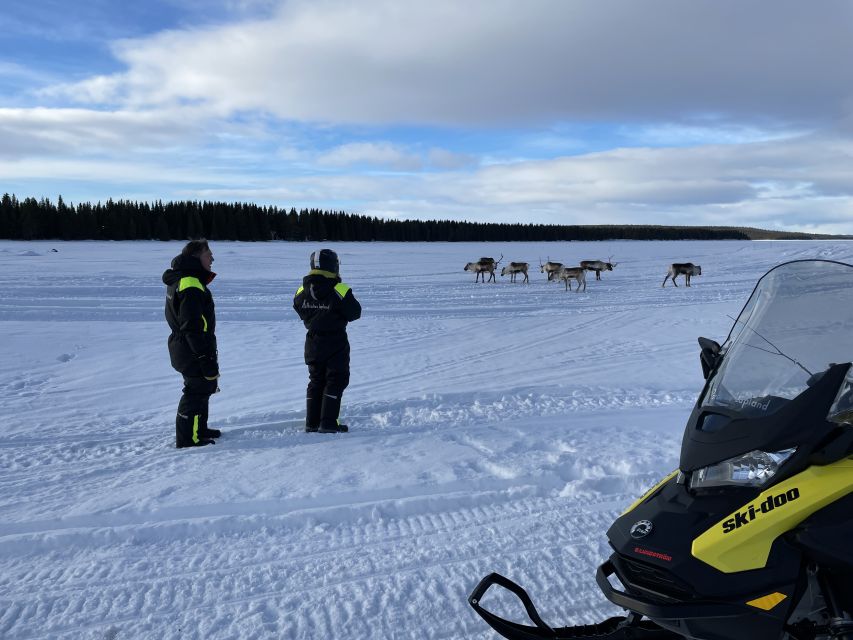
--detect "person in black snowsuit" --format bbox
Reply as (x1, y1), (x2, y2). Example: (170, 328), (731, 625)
(163, 240), (221, 448)
(293, 249), (361, 433)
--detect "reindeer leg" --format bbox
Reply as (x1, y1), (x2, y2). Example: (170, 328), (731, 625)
(662, 274), (668, 288)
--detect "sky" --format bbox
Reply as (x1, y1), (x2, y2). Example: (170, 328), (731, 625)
(1, 0), (853, 233)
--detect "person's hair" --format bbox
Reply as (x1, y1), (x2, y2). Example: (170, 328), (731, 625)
(181, 239), (210, 257)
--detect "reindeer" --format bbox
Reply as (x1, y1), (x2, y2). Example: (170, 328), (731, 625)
(580, 256), (617, 280)
(464, 254), (503, 283)
(662, 263), (702, 287)
(501, 262), (529, 283)
(555, 266), (587, 292)
(539, 257), (563, 282)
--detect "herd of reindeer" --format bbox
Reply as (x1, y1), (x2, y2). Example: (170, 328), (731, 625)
(463, 255), (703, 290)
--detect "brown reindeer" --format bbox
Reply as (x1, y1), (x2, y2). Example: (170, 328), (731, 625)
(539, 257), (563, 282)
(555, 266), (587, 292)
(662, 263), (702, 287)
(464, 254), (503, 283)
(580, 256), (617, 280)
(501, 262), (529, 283)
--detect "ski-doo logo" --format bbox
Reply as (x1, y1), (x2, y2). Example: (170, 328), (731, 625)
(722, 488), (800, 534)
(630, 520), (653, 539)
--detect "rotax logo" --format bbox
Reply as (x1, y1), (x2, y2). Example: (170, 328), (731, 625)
(722, 488), (800, 534)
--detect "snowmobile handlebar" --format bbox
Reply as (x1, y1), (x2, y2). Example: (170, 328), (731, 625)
(469, 572), (556, 638)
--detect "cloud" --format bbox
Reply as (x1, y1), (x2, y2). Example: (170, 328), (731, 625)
(316, 142), (423, 170)
(142, 132), (853, 233)
(0, 157), (219, 185)
(314, 142), (475, 171)
(427, 148), (476, 170)
(42, 0), (853, 127)
(0, 107), (211, 159)
(6, 1), (853, 234)
(3, 104), (851, 234)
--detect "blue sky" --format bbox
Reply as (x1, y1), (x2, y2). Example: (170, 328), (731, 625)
(2, 0), (852, 232)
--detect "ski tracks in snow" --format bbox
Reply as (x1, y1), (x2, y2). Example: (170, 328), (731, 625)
(3, 240), (849, 639)
(0, 407), (682, 639)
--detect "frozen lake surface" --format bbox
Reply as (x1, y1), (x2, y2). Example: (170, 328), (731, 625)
(0, 239), (850, 639)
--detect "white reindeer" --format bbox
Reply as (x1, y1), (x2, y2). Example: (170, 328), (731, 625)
(580, 256), (617, 280)
(555, 266), (587, 292)
(501, 262), (529, 283)
(662, 263), (702, 287)
(539, 257), (563, 282)
(464, 254), (503, 283)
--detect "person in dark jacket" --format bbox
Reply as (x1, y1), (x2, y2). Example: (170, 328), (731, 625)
(293, 249), (361, 433)
(163, 239), (221, 448)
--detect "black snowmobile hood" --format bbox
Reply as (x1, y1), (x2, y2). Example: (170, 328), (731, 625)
(302, 269), (340, 301)
(162, 254), (216, 287)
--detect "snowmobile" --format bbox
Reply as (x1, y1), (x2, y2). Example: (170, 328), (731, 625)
(469, 259), (853, 640)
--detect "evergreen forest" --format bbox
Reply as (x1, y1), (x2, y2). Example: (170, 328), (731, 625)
(0, 194), (824, 242)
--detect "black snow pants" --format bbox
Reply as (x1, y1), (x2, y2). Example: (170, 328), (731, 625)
(305, 333), (350, 431)
(176, 376), (219, 447)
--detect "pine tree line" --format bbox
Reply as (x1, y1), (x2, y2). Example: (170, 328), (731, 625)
(0, 193), (773, 241)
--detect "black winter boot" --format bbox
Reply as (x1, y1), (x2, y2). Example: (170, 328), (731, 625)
(319, 393), (349, 433)
(306, 394), (322, 432)
(176, 438), (215, 448)
(201, 427), (221, 438)
(176, 411), (216, 448)
(319, 421), (348, 433)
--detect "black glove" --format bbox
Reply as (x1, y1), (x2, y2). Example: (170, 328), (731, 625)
(197, 354), (220, 380)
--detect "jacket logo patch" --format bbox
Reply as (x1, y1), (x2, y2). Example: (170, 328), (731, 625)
(722, 488), (800, 533)
(301, 301), (330, 310)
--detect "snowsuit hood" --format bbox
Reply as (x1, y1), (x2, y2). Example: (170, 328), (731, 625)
(162, 253), (216, 287)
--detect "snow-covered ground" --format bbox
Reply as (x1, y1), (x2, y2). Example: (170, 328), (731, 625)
(1, 239), (850, 639)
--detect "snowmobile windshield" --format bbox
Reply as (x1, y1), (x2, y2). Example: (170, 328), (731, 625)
(702, 260), (853, 418)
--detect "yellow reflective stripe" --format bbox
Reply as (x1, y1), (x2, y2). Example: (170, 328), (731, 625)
(309, 269), (338, 279)
(622, 470), (679, 515)
(192, 415), (200, 444)
(746, 592), (787, 611)
(692, 456), (853, 573)
(179, 276), (204, 292)
(296, 286), (304, 295)
(201, 314), (208, 332)
(334, 283), (351, 298)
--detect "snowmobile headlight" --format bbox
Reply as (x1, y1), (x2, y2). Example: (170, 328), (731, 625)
(827, 367), (853, 425)
(688, 448), (796, 490)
